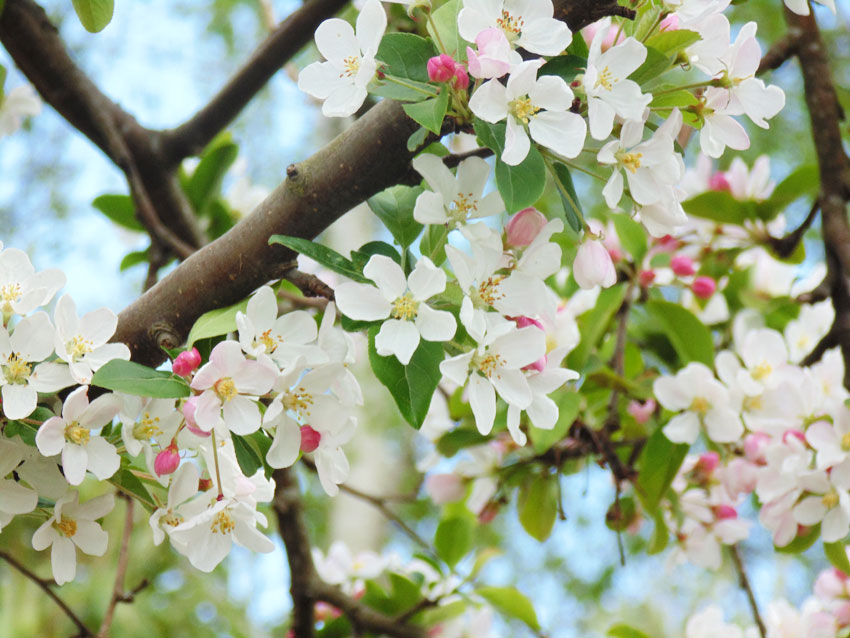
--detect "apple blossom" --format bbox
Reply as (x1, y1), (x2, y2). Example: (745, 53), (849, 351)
(505, 206), (547, 247)
(457, 0), (572, 57)
(465, 28), (517, 79)
(0, 247), (66, 318)
(573, 237), (616, 289)
(0, 84), (41, 138)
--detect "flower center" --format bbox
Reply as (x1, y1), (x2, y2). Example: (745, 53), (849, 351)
(475, 352), (504, 379)
(391, 293), (419, 321)
(133, 412), (163, 440)
(66, 335), (94, 361)
(214, 377), (238, 402)
(3, 352), (31, 384)
(256, 329), (280, 354)
(341, 55), (360, 78)
(743, 395), (763, 412)
(823, 490), (840, 509)
(451, 192), (478, 221)
(841, 433), (850, 452)
(0, 283), (21, 313)
(64, 421), (90, 445)
(475, 275), (506, 308)
(510, 96), (540, 124)
(283, 388), (314, 416)
(161, 512), (184, 528)
(689, 397), (710, 415)
(618, 151), (643, 174)
(210, 509), (235, 534)
(752, 362), (772, 381)
(54, 515), (77, 537)
(595, 66), (615, 91)
(496, 10), (523, 41)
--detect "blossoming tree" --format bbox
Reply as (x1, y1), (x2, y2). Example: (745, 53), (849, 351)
(0, 0), (849, 635)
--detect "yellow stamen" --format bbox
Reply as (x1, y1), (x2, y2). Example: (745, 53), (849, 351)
(619, 152), (643, 174)
(391, 293), (419, 321)
(66, 335), (94, 361)
(214, 377), (238, 402)
(451, 192), (478, 221)
(65, 422), (90, 445)
(751, 362), (772, 381)
(0, 283), (21, 313)
(133, 412), (163, 440)
(161, 512), (184, 528)
(283, 388), (314, 416)
(210, 509), (235, 534)
(477, 276), (506, 307)
(256, 329), (280, 354)
(340, 55), (360, 78)
(496, 10), (524, 41)
(54, 515), (77, 537)
(3, 352), (31, 384)
(823, 491), (840, 509)
(595, 66), (615, 91)
(690, 397), (710, 415)
(841, 433), (850, 452)
(510, 96), (540, 124)
(476, 353), (504, 379)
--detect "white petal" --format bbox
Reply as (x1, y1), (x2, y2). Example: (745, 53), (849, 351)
(334, 282), (391, 321)
(468, 374), (496, 435)
(363, 255), (407, 300)
(375, 319), (420, 365)
(662, 412), (700, 444)
(415, 305), (456, 343)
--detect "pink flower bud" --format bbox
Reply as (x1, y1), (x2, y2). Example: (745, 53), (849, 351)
(505, 207), (547, 247)
(709, 171), (731, 192)
(466, 28), (512, 79)
(815, 568), (849, 599)
(154, 442), (180, 476)
(627, 399), (656, 424)
(691, 276), (716, 299)
(181, 396), (210, 437)
(697, 451), (720, 473)
(425, 473), (465, 504)
(453, 64), (469, 89)
(743, 432), (771, 464)
(573, 239), (617, 289)
(172, 347), (201, 377)
(300, 425), (322, 453)
(835, 602), (850, 627)
(427, 54), (457, 83)
(659, 14), (679, 31)
(639, 270), (656, 287)
(670, 255), (696, 277)
(783, 429), (806, 445)
(478, 502), (499, 524)
(713, 504), (738, 520)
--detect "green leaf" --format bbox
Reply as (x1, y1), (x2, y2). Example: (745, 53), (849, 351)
(530, 391), (580, 454)
(648, 508), (669, 554)
(611, 214), (647, 262)
(186, 137), (239, 214)
(435, 516), (473, 567)
(683, 191), (754, 225)
(269, 235), (369, 283)
(370, 78), (436, 103)
(407, 126), (429, 152)
(474, 119), (546, 213)
(436, 427), (489, 457)
(377, 33), (438, 82)
(92, 194), (143, 232)
(185, 296), (251, 347)
(419, 224), (449, 266)
(646, 300), (714, 367)
(825, 541), (850, 575)
(649, 89), (699, 109)
(518, 475), (558, 542)
(426, 0), (468, 60)
(351, 241), (402, 271)
(566, 29), (589, 58)
(367, 327), (444, 429)
(756, 164), (820, 221)
(552, 162), (584, 233)
(608, 624), (653, 638)
(402, 88), (449, 134)
(645, 29), (701, 56)
(72, 0), (114, 32)
(628, 46), (671, 85)
(635, 429), (688, 513)
(477, 586), (540, 632)
(232, 433), (263, 477)
(110, 469), (155, 512)
(368, 185), (425, 250)
(92, 360), (190, 399)
(119, 249), (148, 271)
(776, 523), (820, 554)
(539, 55), (585, 82)
(567, 284), (627, 371)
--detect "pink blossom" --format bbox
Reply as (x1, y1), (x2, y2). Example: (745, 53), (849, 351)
(743, 432), (771, 463)
(505, 207), (547, 247)
(173, 347), (201, 377)
(692, 276), (717, 299)
(709, 171), (732, 192)
(425, 473), (465, 504)
(300, 425), (322, 453)
(466, 28), (513, 79)
(671, 255), (696, 277)
(182, 396), (209, 437)
(627, 399), (656, 424)
(722, 458), (758, 497)
(154, 442), (180, 476)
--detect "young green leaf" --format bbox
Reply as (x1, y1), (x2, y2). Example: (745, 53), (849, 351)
(435, 516), (473, 567)
(72, 0), (114, 32)
(92, 360), (190, 399)
(635, 429), (688, 514)
(377, 33), (438, 83)
(646, 300), (714, 367)
(402, 88), (449, 134)
(518, 475), (559, 541)
(92, 194), (144, 232)
(269, 235), (369, 283)
(477, 586), (541, 631)
(185, 296), (251, 347)
(368, 185), (424, 249)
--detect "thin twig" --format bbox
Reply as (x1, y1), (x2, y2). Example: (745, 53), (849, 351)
(757, 28), (803, 75)
(730, 545), (767, 638)
(98, 497), (135, 638)
(284, 269), (335, 300)
(0, 550), (96, 637)
(766, 198), (820, 259)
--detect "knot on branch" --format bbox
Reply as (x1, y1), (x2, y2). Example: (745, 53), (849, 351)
(149, 321), (182, 351)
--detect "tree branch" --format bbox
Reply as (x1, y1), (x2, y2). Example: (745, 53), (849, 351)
(97, 497), (135, 638)
(757, 28), (803, 75)
(0, 550), (96, 637)
(161, 0), (350, 161)
(730, 544), (767, 638)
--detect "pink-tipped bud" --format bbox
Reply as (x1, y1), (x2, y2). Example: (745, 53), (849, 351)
(783, 429), (806, 445)
(505, 207), (547, 247)
(173, 347), (201, 377)
(835, 603), (850, 627)
(478, 502), (499, 524)
(671, 255), (696, 277)
(574, 239), (617, 289)
(300, 425), (322, 453)
(639, 270), (656, 287)
(713, 504), (738, 520)
(181, 395), (210, 437)
(154, 442), (180, 476)
(425, 473), (466, 504)
(427, 54), (457, 83)
(453, 64), (469, 89)
(692, 276), (716, 299)
(743, 432), (771, 464)
(659, 14), (679, 31)
(697, 451), (720, 473)
(627, 399), (656, 424)
(709, 171), (731, 192)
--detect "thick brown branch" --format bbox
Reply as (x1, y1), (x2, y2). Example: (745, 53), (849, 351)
(0, 550), (96, 637)
(161, 0), (350, 161)
(115, 99), (420, 366)
(553, 0), (636, 30)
